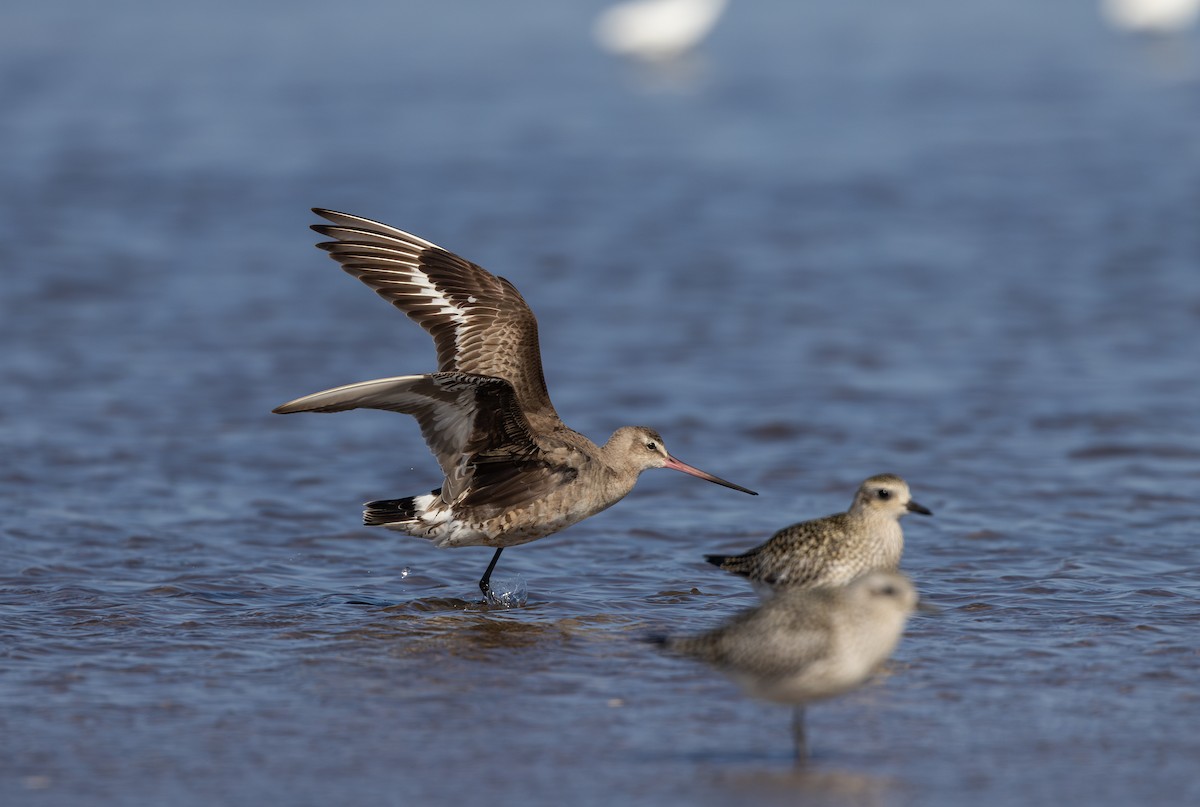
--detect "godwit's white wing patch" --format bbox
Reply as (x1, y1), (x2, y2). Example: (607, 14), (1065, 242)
(325, 250), (470, 330)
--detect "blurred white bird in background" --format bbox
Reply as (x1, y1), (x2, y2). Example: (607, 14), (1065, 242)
(1101, 0), (1200, 34)
(594, 0), (729, 62)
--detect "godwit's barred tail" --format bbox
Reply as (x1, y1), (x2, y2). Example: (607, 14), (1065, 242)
(648, 571), (922, 763)
(274, 209), (756, 599)
(704, 474), (931, 597)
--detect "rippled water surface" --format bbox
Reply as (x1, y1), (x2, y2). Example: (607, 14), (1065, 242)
(3, 1), (1199, 804)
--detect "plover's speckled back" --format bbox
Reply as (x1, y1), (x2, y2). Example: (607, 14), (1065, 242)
(649, 571), (922, 762)
(705, 474), (931, 596)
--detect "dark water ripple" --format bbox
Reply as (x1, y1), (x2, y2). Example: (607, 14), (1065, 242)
(3, 0), (1200, 805)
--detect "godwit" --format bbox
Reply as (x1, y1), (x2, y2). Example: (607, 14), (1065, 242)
(648, 571), (922, 763)
(705, 474), (931, 596)
(274, 209), (756, 599)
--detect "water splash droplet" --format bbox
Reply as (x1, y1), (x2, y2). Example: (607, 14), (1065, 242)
(485, 575), (528, 608)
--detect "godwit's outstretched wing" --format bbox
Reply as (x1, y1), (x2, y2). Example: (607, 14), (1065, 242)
(273, 372), (575, 510)
(310, 209), (558, 425)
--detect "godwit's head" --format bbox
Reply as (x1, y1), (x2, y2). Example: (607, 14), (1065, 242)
(849, 474), (932, 520)
(608, 426), (757, 495)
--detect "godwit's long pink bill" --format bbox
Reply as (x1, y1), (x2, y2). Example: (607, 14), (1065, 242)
(663, 456), (755, 493)
(273, 209), (756, 600)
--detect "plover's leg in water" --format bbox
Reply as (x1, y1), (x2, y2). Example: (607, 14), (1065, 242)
(792, 706), (808, 765)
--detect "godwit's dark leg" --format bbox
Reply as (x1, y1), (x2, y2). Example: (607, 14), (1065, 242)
(792, 706), (808, 765)
(479, 547), (504, 596)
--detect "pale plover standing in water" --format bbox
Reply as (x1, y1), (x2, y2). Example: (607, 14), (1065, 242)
(705, 474), (931, 596)
(648, 571), (922, 762)
(274, 209), (756, 602)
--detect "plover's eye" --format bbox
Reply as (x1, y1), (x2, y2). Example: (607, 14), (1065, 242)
(876, 489), (892, 500)
(879, 584), (898, 597)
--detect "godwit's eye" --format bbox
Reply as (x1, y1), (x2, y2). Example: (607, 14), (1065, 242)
(879, 584), (898, 597)
(876, 489), (892, 500)
(645, 442), (658, 452)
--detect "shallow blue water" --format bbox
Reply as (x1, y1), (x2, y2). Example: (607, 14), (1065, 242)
(2, 1), (1199, 805)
